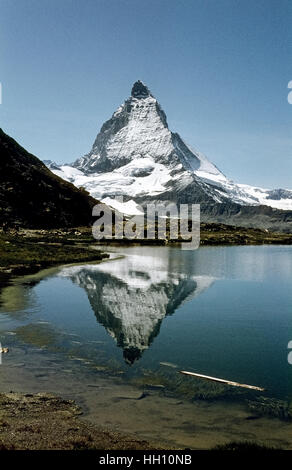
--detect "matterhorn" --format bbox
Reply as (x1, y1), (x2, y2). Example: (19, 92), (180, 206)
(47, 81), (292, 230)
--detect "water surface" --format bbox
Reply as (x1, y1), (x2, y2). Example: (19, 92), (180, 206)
(1, 245), (291, 448)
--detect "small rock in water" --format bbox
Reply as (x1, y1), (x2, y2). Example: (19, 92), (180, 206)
(0, 347), (9, 354)
(93, 366), (107, 371)
(137, 392), (150, 400)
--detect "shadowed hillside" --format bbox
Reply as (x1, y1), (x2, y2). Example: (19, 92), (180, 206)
(0, 128), (99, 228)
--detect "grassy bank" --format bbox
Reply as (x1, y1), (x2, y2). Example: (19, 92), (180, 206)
(0, 228), (109, 278)
(97, 221), (292, 246)
(199, 223), (292, 245)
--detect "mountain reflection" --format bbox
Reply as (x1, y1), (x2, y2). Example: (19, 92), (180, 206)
(59, 248), (214, 364)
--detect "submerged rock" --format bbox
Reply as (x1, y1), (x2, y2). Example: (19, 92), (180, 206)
(246, 397), (292, 421)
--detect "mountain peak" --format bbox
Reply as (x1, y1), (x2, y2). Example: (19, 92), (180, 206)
(131, 80), (151, 99)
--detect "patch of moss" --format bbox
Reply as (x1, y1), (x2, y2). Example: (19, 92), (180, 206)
(15, 324), (59, 348)
(246, 397), (292, 421)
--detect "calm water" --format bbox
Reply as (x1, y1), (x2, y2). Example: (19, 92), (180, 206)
(0, 245), (292, 447)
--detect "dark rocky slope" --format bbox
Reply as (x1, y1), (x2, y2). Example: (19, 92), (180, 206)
(0, 129), (98, 228)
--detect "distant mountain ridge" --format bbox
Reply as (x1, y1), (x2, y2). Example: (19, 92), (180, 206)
(0, 128), (99, 228)
(45, 81), (292, 231)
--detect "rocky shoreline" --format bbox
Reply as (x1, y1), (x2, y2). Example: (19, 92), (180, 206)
(0, 392), (157, 450)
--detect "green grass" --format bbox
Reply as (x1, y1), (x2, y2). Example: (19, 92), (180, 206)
(0, 232), (108, 274)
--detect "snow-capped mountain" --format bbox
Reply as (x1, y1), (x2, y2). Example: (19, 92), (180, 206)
(46, 80), (292, 221)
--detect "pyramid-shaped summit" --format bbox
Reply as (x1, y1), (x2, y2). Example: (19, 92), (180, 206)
(74, 81), (211, 171)
(131, 80), (152, 98)
(70, 81), (235, 206)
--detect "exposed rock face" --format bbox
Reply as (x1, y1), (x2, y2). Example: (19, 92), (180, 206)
(131, 80), (152, 98)
(0, 128), (99, 228)
(266, 189), (292, 201)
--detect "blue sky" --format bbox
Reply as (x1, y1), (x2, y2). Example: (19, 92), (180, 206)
(0, 0), (291, 188)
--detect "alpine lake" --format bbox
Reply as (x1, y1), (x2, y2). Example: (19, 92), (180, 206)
(1, 245), (291, 449)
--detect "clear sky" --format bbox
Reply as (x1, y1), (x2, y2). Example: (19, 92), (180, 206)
(0, 0), (291, 188)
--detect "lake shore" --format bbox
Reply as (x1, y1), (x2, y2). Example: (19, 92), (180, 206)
(0, 227), (109, 277)
(1, 347), (290, 451)
(0, 391), (159, 450)
(0, 377), (289, 451)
